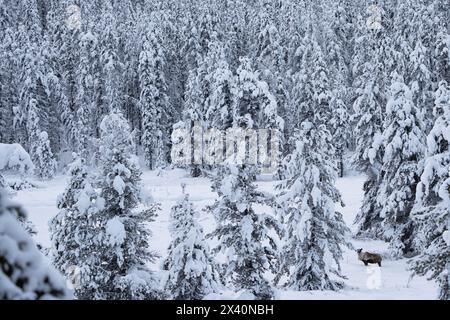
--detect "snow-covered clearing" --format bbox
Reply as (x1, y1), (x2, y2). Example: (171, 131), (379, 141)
(10, 169), (437, 300)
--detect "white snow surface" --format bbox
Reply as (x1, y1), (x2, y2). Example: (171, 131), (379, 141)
(10, 168), (438, 300)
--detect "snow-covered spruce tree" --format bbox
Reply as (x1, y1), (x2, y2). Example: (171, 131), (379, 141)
(75, 30), (101, 160)
(95, 111), (161, 300)
(329, 93), (351, 178)
(352, 68), (385, 238)
(182, 68), (206, 177)
(289, 31), (334, 137)
(233, 56), (283, 131)
(13, 8), (46, 150)
(433, 27), (450, 84)
(139, 28), (171, 170)
(352, 10), (395, 239)
(204, 41), (235, 131)
(299, 31), (350, 178)
(410, 81), (450, 300)
(0, 189), (70, 300)
(49, 155), (105, 299)
(164, 185), (221, 300)
(232, 57), (283, 173)
(98, 2), (122, 113)
(407, 38), (433, 131)
(182, 36), (225, 176)
(255, 20), (285, 74)
(254, 16), (289, 158)
(254, 20), (287, 111)
(322, 0), (353, 95)
(26, 101), (41, 162)
(33, 131), (57, 180)
(276, 121), (351, 291)
(47, 0), (88, 155)
(289, 30), (349, 178)
(377, 75), (426, 257)
(208, 165), (280, 299)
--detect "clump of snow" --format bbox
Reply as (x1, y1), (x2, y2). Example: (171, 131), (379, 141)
(367, 132), (384, 165)
(443, 231), (450, 246)
(240, 215), (254, 242)
(219, 175), (234, 196)
(75, 190), (92, 214)
(0, 143), (34, 174)
(39, 131), (49, 141)
(106, 216), (126, 246)
(113, 176), (126, 195)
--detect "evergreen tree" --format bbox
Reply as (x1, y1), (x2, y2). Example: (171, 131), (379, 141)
(33, 131), (57, 180)
(255, 19), (287, 112)
(208, 165), (280, 299)
(433, 27), (450, 84)
(26, 102), (41, 160)
(329, 92), (351, 178)
(49, 155), (105, 299)
(205, 50), (235, 130)
(233, 57), (283, 131)
(377, 75), (426, 257)
(410, 81), (450, 300)
(75, 30), (101, 160)
(276, 121), (350, 290)
(95, 111), (161, 299)
(11, 0), (45, 149)
(352, 57), (386, 238)
(290, 31), (333, 129)
(352, 7), (396, 239)
(408, 38), (433, 131)
(98, 2), (122, 113)
(139, 28), (171, 169)
(182, 64), (208, 177)
(203, 41), (235, 129)
(164, 185), (221, 299)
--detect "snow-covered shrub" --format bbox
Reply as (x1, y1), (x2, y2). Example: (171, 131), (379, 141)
(0, 143), (34, 175)
(164, 185), (221, 300)
(208, 165), (280, 300)
(0, 189), (70, 300)
(33, 131), (57, 180)
(8, 178), (38, 191)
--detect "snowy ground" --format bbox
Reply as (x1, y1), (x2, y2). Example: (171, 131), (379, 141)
(9, 169), (438, 300)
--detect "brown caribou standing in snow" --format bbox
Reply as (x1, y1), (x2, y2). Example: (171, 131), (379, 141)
(357, 249), (382, 267)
